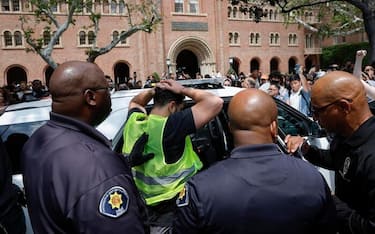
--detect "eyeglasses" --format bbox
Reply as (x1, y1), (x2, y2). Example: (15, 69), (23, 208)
(84, 87), (111, 93)
(310, 98), (352, 117)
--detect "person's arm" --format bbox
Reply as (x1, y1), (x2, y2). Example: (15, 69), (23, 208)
(298, 66), (310, 92)
(353, 50), (375, 99)
(128, 88), (155, 114)
(284, 135), (335, 170)
(157, 79), (223, 129)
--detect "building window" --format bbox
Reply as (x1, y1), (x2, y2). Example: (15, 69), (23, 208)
(189, 0), (198, 13)
(120, 31), (127, 44)
(232, 7), (237, 18)
(1, 0), (21, 11)
(1, 0), (10, 11)
(234, 32), (239, 44)
(270, 33), (280, 45)
(43, 30), (60, 46)
(249, 32), (260, 45)
(43, 31), (51, 46)
(175, 0), (183, 13)
(288, 33), (298, 45)
(4, 31), (12, 46)
(88, 31), (95, 45)
(110, 0), (117, 14)
(305, 34), (313, 48)
(119, 0), (125, 14)
(229, 32), (233, 44)
(227, 6), (231, 18)
(79, 31), (86, 45)
(14, 30), (22, 46)
(113, 30), (119, 41)
(11, 0), (19, 11)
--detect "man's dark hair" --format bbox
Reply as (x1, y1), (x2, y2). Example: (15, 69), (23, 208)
(154, 87), (185, 107)
(289, 74), (301, 82)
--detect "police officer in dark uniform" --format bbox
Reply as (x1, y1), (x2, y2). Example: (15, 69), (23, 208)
(0, 138), (25, 234)
(21, 61), (150, 233)
(173, 89), (337, 234)
(286, 71), (375, 234)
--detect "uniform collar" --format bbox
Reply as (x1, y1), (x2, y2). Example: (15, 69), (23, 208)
(343, 116), (375, 147)
(230, 143), (281, 159)
(49, 112), (112, 148)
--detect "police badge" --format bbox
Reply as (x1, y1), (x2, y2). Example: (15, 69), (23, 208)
(99, 186), (129, 218)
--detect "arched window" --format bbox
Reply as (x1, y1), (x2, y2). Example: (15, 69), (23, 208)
(270, 33), (274, 44)
(43, 31), (51, 45)
(227, 7), (231, 18)
(113, 30), (119, 41)
(79, 31), (86, 45)
(111, 0), (117, 13)
(12, 0), (20, 11)
(275, 33), (279, 44)
(94, 0), (101, 13)
(14, 30), (22, 46)
(269, 9), (273, 20)
(234, 32), (239, 44)
(288, 34), (293, 44)
(255, 33), (260, 44)
(274, 10), (278, 20)
(119, 0), (125, 14)
(232, 7), (237, 18)
(250, 33), (254, 44)
(293, 34), (297, 44)
(229, 32), (233, 44)
(120, 31), (127, 44)
(175, 0), (183, 13)
(4, 31), (12, 46)
(53, 31), (60, 45)
(88, 31), (95, 45)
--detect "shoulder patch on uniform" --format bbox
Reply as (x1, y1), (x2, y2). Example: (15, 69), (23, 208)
(176, 186), (189, 207)
(99, 186), (129, 218)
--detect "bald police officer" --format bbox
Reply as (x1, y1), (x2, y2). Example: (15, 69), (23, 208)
(22, 61), (147, 233)
(173, 89), (336, 234)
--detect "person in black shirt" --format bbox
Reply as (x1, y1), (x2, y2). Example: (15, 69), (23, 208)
(174, 89), (336, 234)
(286, 71), (375, 234)
(21, 61), (149, 233)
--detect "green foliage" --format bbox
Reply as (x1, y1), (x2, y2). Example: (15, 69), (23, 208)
(321, 42), (370, 68)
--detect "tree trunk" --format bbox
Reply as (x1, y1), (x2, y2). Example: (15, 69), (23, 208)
(363, 10), (375, 66)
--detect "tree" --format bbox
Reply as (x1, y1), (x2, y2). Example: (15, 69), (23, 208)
(20, 0), (161, 69)
(231, 0), (375, 65)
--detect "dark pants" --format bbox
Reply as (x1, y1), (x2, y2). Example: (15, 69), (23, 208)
(0, 204), (25, 234)
(147, 198), (176, 234)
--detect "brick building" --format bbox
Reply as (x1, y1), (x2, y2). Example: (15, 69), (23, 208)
(0, 0), (322, 87)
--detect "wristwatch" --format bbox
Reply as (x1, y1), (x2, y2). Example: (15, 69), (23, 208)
(298, 137), (311, 155)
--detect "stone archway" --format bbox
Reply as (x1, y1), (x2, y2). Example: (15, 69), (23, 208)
(113, 62), (130, 85)
(168, 36), (215, 78)
(270, 57), (280, 73)
(288, 57), (297, 74)
(6, 65), (27, 85)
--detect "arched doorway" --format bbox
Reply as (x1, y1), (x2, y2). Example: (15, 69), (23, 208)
(270, 57), (279, 73)
(230, 57), (240, 77)
(250, 58), (260, 72)
(114, 62), (129, 85)
(176, 50), (199, 79)
(168, 36), (215, 78)
(45, 66), (54, 88)
(7, 66), (27, 85)
(288, 57), (297, 74)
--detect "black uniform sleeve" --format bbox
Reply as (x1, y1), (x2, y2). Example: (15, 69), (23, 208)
(67, 173), (146, 234)
(173, 183), (204, 234)
(304, 145), (335, 170)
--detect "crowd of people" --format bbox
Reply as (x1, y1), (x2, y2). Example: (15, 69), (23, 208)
(1, 49), (375, 233)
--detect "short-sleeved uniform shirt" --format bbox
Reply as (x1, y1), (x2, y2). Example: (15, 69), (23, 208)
(22, 112), (146, 233)
(174, 144), (337, 234)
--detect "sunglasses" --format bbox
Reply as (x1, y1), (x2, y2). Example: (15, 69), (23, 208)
(310, 98), (352, 116)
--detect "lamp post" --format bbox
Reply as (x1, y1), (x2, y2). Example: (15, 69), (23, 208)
(166, 58), (171, 79)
